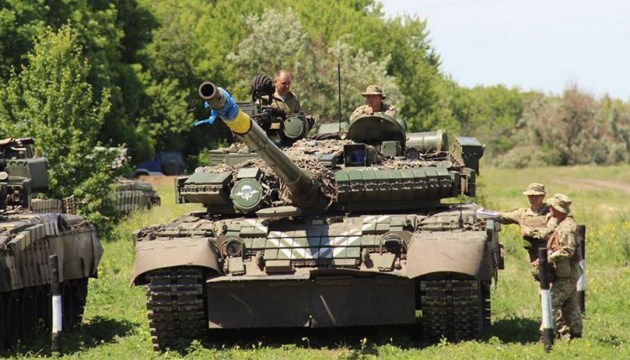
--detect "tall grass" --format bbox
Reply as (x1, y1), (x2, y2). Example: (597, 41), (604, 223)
(4, 167), (629, 359)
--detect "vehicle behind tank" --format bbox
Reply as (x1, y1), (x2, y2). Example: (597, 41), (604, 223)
(111, 178), (161, 214)
(0, 137), (103, 350)
(131, 82), (503, 351)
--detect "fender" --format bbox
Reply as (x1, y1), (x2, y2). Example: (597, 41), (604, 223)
(405, 230), (495, 281)
(132, 237), (221, 285)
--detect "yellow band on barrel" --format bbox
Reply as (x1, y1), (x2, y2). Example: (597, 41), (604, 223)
(223, 109), (251, 134)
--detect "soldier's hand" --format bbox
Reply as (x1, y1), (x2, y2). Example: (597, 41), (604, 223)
(521, 226), (530, 237)
(365, 107), (374, 115)
(531, 259), (539, 267)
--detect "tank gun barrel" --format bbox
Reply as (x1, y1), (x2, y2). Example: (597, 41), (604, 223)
(199, 81), (323, 208)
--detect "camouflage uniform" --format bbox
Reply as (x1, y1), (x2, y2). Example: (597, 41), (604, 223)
(263, 91), (302, 114)
(547, 212), (583, 337)
(349, 103), (397, 123)
(539, 193), (583, 338)
(498, 204), (558, 263)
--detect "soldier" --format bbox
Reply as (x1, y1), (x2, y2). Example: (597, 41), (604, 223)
(543, 193), (583, 339)
(497, 183), (558, 268)
(349, 85), (397, 122)
(267, 69), (302, 114)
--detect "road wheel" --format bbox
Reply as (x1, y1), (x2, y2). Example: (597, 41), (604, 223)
(34, 286), (51, 331)
(21, 288), (36, 340)
(71, 279), (89, 326)
(5, 291), (21, 349)
(0, 295), (6, 349)
(61, 281), (74, 330)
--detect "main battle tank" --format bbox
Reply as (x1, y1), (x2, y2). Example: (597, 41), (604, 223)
(111, 178), (161, 214)
(0, 137), (102, 349)
(132, 82), (503, 351)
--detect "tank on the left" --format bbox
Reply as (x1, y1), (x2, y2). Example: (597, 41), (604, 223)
(0, 137), (103, 350)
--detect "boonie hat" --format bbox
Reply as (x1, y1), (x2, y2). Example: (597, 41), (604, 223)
(361, 85), (387, 99)
(523, 183), (546, 196)
(548, 193), (572, 214)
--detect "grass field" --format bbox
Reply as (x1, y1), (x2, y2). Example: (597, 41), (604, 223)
(4, 166), (629, 359)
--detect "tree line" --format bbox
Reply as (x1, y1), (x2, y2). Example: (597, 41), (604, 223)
(0, 0), (627, 229)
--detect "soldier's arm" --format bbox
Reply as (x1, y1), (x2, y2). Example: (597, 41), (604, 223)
(349, 107), (363, 122)
(384, 105), (397, 119)
(529, 215), (558, 241)
(496, 208), (523, 225)
(548, 227), (576, 263)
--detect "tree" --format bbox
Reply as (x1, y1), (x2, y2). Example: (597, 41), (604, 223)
(0, 25), (118, 230)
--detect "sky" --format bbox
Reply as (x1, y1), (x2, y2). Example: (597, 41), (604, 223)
(381, 0), (630, 100)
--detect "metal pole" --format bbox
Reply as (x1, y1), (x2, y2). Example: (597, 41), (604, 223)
(50, 254), (62, 355)
(538, 248), (554, 352)
(577, 225), (586, 314)
(337, 60), (342, 132)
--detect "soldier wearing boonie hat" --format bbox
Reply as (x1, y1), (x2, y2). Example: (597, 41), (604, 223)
(545, 193), (583, 339)
(497, 183), (558, 258)
(548, 193), (571, 214)
(493, 183), (559, 285)
(349, 84), (397, 122)
(523, 182), (546, 196)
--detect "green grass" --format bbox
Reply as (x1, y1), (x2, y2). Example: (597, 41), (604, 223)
(4, 166), (629, 359)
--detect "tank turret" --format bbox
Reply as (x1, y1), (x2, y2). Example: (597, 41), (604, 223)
(178, 82), (482, 215)
(0, 137), (49, 211)
(178, 82), (326, 214)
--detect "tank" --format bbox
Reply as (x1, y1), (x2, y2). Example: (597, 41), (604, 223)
(99, 147), (161, 214)
(131, 82), (503, 351)
(0, 137), (103, 349)
(111, 178), (161, 214)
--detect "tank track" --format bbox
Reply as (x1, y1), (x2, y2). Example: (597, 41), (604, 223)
(420, 276), (489, 341)
(0, 279), (88, 350)
(146, 267), (207, 351)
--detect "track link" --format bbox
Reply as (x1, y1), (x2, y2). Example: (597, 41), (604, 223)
(146, 267), (207, 351)
(420, 276), (487, 341)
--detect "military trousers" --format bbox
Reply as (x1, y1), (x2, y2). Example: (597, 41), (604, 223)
(549, 278), (583, 337)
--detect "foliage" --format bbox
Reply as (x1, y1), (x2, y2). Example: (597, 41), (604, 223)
(450, 84), (530, 158)
(0, 25), (118, 231)
(0, 0), (156, 163)
(495, 87), (630, 167)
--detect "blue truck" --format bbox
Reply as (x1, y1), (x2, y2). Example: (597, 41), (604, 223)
(133, 151), (187, 177)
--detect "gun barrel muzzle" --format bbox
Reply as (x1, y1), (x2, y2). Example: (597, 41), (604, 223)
(199, 82), (218, 100)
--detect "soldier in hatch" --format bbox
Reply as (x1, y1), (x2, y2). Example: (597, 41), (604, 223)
(349, 85), (397, 122)
(496, 183), (558, 281)
(265, 69), (302, 114)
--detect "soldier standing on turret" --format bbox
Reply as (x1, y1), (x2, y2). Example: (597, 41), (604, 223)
(496, 183), (558, 282)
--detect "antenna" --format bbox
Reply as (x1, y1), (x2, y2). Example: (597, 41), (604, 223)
(337, 60), (342, 133)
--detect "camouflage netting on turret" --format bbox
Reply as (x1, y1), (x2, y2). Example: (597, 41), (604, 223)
(195, 139), (460, 206)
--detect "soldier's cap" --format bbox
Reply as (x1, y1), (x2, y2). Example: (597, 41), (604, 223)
(548, 193), (572, 214)
(361, 85), (387, 99)
(522, 182), (546, 196)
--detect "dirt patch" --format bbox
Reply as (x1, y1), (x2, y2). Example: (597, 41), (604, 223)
(137, 175), (180, 188)
(553, 177), (630, 194)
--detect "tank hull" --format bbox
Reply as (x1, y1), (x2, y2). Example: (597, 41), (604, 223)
(0, 213), (102, 350)
(135, 205), (501, 349)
